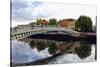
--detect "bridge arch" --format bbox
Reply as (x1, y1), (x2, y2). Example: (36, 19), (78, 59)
(11, 27), (80, 40)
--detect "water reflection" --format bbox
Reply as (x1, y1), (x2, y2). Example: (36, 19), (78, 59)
(29, 40), (47, 51)
(28, 39), (92, 59)
(29, 40), (58, 55)
(11, 38), (96, 64)
(48, 42), (58, 55)
(75, 42), (91, 59)
(11, 41), (40, 64)
(27, 39), (95, 60)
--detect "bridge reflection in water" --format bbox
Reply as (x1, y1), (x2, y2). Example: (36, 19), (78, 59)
(11, 37), (96, 66)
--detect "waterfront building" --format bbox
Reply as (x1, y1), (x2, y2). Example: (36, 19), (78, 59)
(58, 19), (76, 29)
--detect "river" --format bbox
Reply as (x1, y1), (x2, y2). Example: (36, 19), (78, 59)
(11, 36), (96, 66)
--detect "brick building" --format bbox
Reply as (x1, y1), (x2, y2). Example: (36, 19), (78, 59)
(58, 19), (76, 29)
(40, 19), (48, 25)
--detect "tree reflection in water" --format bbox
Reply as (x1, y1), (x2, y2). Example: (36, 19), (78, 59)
(36, 41), (46, 51)
(48, 42), (58, 55)
(75, 41), (91, 59)
(11, 37), (96, 66)
(29, 40), (47, 51)
(29, 40), (36, 48)
(29, 40), (58, 55)
(29, 39), (92, 59)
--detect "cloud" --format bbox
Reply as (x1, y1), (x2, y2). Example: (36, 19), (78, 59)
(12, 0), (42, 23)
(11, 0), (64, 26)
(11, 0), (96, 27)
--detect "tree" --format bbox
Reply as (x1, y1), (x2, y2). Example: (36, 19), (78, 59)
(36, 19), (42, 25)
(29, 21), (36, 25)
(49, 18), (57, 25)
(75, 15), (92, 32)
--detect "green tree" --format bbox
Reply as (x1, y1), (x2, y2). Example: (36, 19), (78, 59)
(49, 18), (57, 25)
(29, 21), (36, 26)
(75, 15), (92, 32)
(36, 19), (42, 25)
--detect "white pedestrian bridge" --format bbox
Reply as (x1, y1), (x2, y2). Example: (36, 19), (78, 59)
(11, 27), (80, 40)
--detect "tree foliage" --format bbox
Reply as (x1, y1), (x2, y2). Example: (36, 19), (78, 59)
(36, 19), (42, 25)
(29, 22), (36, 25)
(75, 15), (92, 32)
(49, 18), (57, 25)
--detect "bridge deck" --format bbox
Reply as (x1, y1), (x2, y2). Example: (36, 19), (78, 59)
(11, 27), (80, 40)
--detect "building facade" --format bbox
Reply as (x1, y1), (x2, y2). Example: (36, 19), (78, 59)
(58, 19), (76, 29)
(40, 19), (48, 25)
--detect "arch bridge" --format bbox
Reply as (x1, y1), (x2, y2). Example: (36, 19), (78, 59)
(11, 27), (80, 40)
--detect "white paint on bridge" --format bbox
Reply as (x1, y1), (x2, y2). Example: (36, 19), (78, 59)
(11, 27), (80, 40)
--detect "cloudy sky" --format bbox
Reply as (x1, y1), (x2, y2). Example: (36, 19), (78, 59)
(11, 0), (97, 27)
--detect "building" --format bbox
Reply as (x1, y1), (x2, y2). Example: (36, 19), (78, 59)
(58, 19), (76, 29)
(40, 19), (48, 25)
(34, 19), (48, 25)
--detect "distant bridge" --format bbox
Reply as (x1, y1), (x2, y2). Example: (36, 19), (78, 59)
(11, 27), (80, 40)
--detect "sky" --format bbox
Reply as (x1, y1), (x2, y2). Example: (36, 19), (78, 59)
(11, 0), (97, 27)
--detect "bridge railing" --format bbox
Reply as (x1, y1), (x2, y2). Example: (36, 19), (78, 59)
(11, 26), (80, 40)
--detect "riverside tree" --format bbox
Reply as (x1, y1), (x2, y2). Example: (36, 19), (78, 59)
(36, 19), (42, 25)
(75, 15), (92, 32)
(49, 18), (57, 26)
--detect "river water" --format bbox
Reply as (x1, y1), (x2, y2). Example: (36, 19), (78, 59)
(11, 37), (96, 65)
